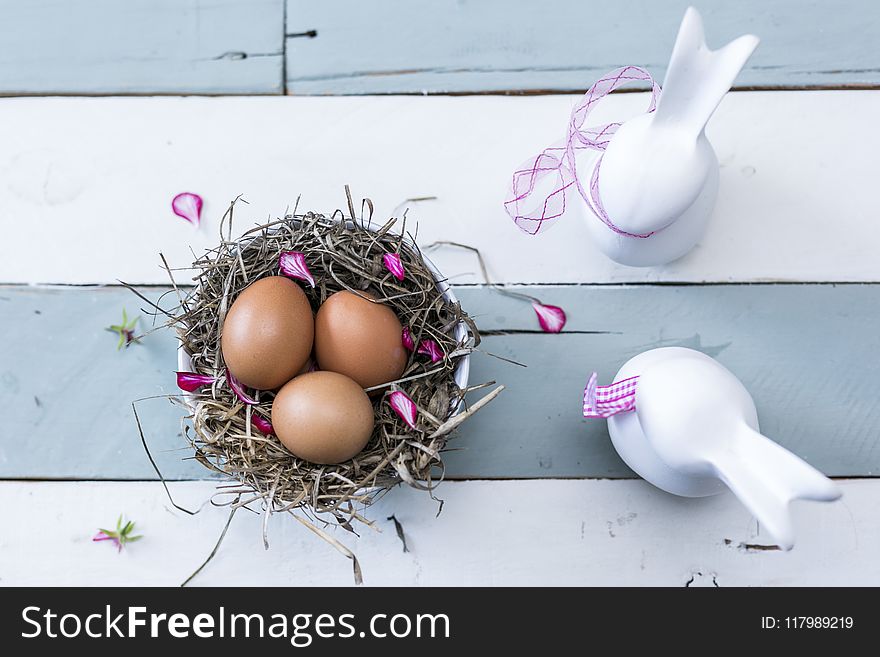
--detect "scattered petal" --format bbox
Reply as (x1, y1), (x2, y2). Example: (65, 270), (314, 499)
(93, 531), (121, 551)
(532, 302), (567, 333)
(383, 253), (405, 281)
(172, 192), (203, 227)
(417, 339), (444, 363)
(93, 515), (142, 553)
(106, 308), (141, 350)
(279, 251), (316, 288)
(387, 390), (418, 430)
(226, 370), (259, 405)
(176, 371), (216, 392)
(401, 326), (415, 351)
(298, 357), (319, 374)
(251, 413), (274, 436)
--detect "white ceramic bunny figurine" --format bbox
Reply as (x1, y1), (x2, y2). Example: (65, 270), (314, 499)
(589, 348), (841, 549)
(582, 7), (759, 266)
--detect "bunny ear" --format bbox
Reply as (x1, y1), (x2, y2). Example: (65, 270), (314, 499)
(583, 373), (640, 418)
(655, 7), (759, 136)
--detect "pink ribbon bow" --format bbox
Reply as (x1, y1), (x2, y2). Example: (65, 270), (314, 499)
(583, 373), (639, 418)
(504, 66), (661, 238)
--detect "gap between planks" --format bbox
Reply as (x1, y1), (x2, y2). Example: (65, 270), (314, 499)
(6, 281), (880, 289)
(1, 475), (875, 483)
(1, 85), (879, 98)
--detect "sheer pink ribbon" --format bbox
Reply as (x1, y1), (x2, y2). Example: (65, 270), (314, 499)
(504, 66), (661, 238)
(583, 373), (639, 418)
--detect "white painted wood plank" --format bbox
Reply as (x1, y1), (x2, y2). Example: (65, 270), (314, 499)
(0, 479), (875, 586)
(0, 92), (878, 285)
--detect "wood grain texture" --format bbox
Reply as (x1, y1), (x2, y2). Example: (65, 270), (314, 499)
(0, 0), (284, 94)
(1, 93), (879, 285)
(2, 284), (877, 480)
(0, 478), (874, 585)
(285, 0), (880, 94)
(0, 1), (878, 96)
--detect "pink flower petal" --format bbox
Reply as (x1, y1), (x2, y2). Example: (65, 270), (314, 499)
(401, 326), (415, 351)
(226, 370), (259, 406)
(388, 390), (418, 430)
(251, 413), (274, 436)
(279, 251), (316, 288)
(172, 192), (203, 227)
(383, 253), (405, 281)
(176, 371), (216, 392)
(93, 532), (121, 551)
(417, 339), (444, 363)
(532, 302), (567, 333)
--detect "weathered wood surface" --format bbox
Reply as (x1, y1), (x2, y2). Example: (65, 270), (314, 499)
(2, 284), (877, 480)
(285, 0), (880, 94)
(0, 2), (876, 589)
(0, 2), (877, 96)
(1, 93), (879, 285)
(1, 479), (875, 585)
(0, 0), (284, 94)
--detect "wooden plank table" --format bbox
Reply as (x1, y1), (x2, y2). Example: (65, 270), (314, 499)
(0, 2), (877, 586)
(285, 0), (880, 94)
(0, 0), (285, 94)
(3, 284), (880, 480)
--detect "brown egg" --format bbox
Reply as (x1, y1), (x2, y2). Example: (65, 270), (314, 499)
(271, 371), (375, 464)
(314, 290), (407, 389)
(221, 276), (314, 390)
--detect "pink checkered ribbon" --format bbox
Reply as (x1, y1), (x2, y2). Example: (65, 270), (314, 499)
(583, 373), (639, 418)
(504, 66), (661, 237)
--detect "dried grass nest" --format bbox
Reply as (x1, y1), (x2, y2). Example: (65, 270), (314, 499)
(157, 198), (501, 580)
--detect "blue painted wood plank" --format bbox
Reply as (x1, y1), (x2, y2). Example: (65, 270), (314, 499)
(0, 0), (284, 94)
(286, 0), (880, 94)
(453, 284), (880, 479)
(1, 284), (878, 480)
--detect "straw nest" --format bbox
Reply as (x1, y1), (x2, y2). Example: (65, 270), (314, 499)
(154, 196), (501, 581)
